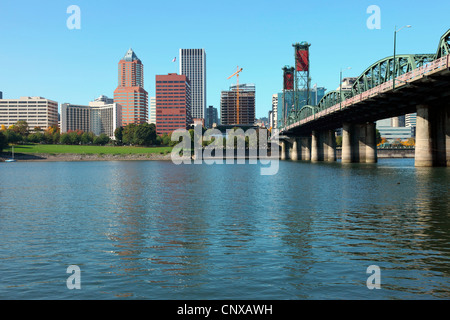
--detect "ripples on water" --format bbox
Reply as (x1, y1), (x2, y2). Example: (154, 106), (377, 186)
(0, 159), (449, 299)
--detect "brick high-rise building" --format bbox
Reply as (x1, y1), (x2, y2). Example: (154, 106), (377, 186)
(155, 73), (192, 135)
(114, 48), (148, 126)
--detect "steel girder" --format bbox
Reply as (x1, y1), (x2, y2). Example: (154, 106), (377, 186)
(436, 29), (450, 59)
(351, 54), (435, 95)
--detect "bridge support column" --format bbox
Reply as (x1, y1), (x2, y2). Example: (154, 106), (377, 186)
(446, 105), (450, 167)
(342, 122), (377, 163)
(280, 140), (287, 161)
(365, 122), (378, 163)
(300, 137), (311, 161)
(311, 131), (320, 162)
(290, 138), (299, 161)
(342, 123), (352, 163)
(415, 104), (447, 167)
(324, 130), (336, 162)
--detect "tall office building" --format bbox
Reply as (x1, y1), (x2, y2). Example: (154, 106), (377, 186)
(155, 73), (192, 135)
(0, 96), (58, 130)
(205, 105), (218, 128)
(61, 96), (122, 138)
(114, 48), (148, 126)
(179, 49), (206, 121)
(220, 83), (255, 126)
(271, 94), (278, 128)
(149, 96), (156, 125)
(0, 91), (3, 99)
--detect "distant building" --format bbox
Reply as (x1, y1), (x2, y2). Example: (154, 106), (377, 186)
(0, 91), (3, 99)
(206, 105), (218, 128)
(193, 118), (205, 127)
(271, 94), (278, 128)
(277, 87), (326, 128)
(0, 96), (58, 130)
(180, 48), (206, 120)
(61, 96), (122, 138)
(220, 83), (255, 126)
(377, 126), (414, 140)
(376, 116), (414, 140)
(149, 96), (156, 125)
(336, 77), (357, 91)
(405, 113), (417, 128)
(155, 73), (192, 135)
(114, 48), (148, 126)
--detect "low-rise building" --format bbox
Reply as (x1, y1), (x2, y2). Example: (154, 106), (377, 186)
(0, 96), (58, 130)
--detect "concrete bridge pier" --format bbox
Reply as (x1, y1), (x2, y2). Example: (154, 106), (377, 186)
(280, 140), (288, 160)
(447, 105), (450, 167)
(324, 130), (336, 162)
(415, 104), (449, 167)
(289, 138), (299, 161)
(300, 137), (311, 161)
(342, 123), (353, 163)
(342, 122), (377, 163)
(311, 131), (320, 162)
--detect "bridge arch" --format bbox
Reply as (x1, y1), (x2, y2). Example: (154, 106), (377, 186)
(351, 54), (435, 95)
(298, 105), (319, 120)
(317, 90), (352, 112)
(436, 29), (450, 59)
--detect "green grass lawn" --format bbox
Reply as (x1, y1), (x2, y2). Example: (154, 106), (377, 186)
(4, 144), (172, 155)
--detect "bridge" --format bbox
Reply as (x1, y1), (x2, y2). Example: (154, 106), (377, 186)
(278, 29), (450, 167)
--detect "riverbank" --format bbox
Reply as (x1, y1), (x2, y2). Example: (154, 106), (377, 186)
(0, 152), (173, 162)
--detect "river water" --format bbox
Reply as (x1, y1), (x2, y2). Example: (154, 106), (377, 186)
(0, 159), (449, 299)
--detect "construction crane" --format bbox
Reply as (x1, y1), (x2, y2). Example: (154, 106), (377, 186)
(227, 66), (243, 125)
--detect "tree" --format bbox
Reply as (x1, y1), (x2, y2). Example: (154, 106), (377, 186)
(68, 131), (82, 145)
(114, 127), (124, 145)
(93, 133), (110, 146)
(12, 121), (29, 136)
(0, 132), (7, 153)
(134, 123), (156, 146)
(336, 136), (342, 147)
(60, 133), (71, 145)
(122, 124), (137, 145)
(81, 132), (94, 145)
(4, 130), (22, 144)
(376, 129), (382, 145)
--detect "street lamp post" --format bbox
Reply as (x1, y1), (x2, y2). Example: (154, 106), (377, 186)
(340, 67), (351, 110)
(393, 25), (412, 90)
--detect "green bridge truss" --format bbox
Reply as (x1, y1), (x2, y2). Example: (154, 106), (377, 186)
(283, 28), (450, 128)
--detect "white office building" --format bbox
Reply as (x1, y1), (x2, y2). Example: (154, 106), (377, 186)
(61, 96), (122, 138)
(149, 96), (156, 125)
(0, 96), (58, 130)
(179, 48), (206, 120)
(272, 94), (278, 129)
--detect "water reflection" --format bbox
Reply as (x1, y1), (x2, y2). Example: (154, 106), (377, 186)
(0, 160), (449, 299)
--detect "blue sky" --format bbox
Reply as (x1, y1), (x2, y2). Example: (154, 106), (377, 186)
(0, 0), (449, 119)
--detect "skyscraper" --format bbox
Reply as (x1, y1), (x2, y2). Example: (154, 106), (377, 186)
(205, 105), (218, 128)
(220, 83), (255, 126)
(179, 49), (206, 121)
(114, 48), (148, 126)
(155, 73), (192, 135)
